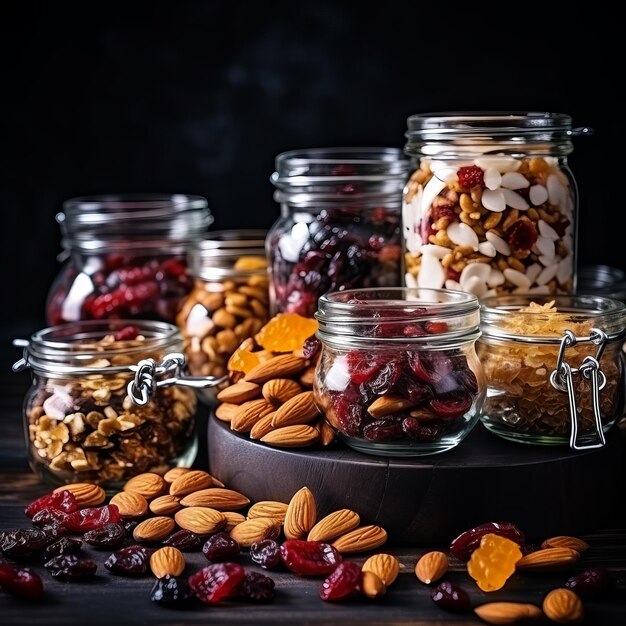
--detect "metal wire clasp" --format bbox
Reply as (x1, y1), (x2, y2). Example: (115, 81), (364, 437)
(127, 352), (227, 406)
(549, 328), (608, 451)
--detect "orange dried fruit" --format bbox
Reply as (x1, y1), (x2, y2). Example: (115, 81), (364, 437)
(228, 347), (261, 374)
(256, 313), (318, 352)
(233, 256), (267, 271)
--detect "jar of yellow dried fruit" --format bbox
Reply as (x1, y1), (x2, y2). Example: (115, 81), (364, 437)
(478, 294), (626, 448)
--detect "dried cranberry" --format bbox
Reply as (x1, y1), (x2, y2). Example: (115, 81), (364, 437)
(301, 334), (321, 360)
(25, 489), (78, 518)
(346, 351), (384, 384)
(329, 393), (367, 437)
(280, 540), (342, 577)
(239, 571), (275, 602)
(363, 416), (404, 442)
(163, 529), (203, 552)
(84, 523), (126, 549)
(432, 203), (455, 222)
(449, 522), (525, 562)
(0, 528), (50, 558)
(188, 563), (245, 604)
(150, 574), (194, 607)
(64, 504), (120, 533)
(202, 532), (240, 563)
(402, 418), (442, 442)
(32, 507), (68, 530)
(408, 352), (453, 384)
(564, 568), (612, 598)
(44, 554), (97, 580)
(506, 217), (538, 252)
(250, 540), (283, 570)
(0, 564), (44, 599)
(431, 581), (470, 612)
(393, 374), (434, 404)
(104, 544), (150, 575)
(320, 561), (361, 601)
(113, 325), (139, 341)
(455, 367), (479, 393)
(429, 389), (473, 419)
(457, 165), (484, 189)
(367, 360), (402, 396)
(41, 537), (82, 561)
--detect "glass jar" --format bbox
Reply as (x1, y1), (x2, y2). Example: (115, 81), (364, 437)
(402, 112), (591, 297)
(268, 147), (409, 317)
(12, 320), (223, 488)
(477, 294), (626, 448)
(176, 230), (270, 404)
(46, 194), (213, 325)
(313, 287), (485, 456)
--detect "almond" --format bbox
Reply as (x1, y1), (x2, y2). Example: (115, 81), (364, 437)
(249, 412), (277, 440)
(149, 494), (182, 515)
(174, 507), (226, 535)
(247, 501), (289, 523)
(415, 551), (448, 585)
(262, 378), (303, 405)
(516, 547), (580, 572)
(109, 491), (148, 518)
(163, 467), (192, 483)
(123, 473), (166, 500)
(231, 399), (275, 432)
(133, 516), (176, 542)
(283, 487), (317, 540)
(54, 482), (106, 507)
(307, 509), (360, 542)
(244, 354), (307, 384)
(362, 553), (400, 587)
(361, 571), (386, 599)
(216, 381), (262, 404)
(474, 602), (543, 624)
(169, 470), (214, 497)
(541, 536), (589, 553)
(222, 511), (247, 531)
(318, 419), (335, 446)
(229, 517), (281, 547)
(299, 365), (316, 388)
(271, 391), (319, 428)
(180, 488), (250, 511)
(332, 525), (388, 554)
(367, 394), (418, 418)
(150, 546), (185, 578)
(215, 402), (240, 422)
(542, 588), (584, 624)
(260, 424), (319, 447)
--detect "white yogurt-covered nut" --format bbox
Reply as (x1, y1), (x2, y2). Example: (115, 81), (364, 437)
(501, 172), (530, 190)
(487, 268), (505, 287)
(478, 241), (497, 257)
(547, 174), (567, 208)
(482, 189), (506, 213)
(461, 275), (488, 297)
(529, 184), (549, 206)
(445, 279), (462, 290)
(404, 272), (418, 288)
(536, 236), (556, 258)
(447, 222), (479, 248)
(485, 231), (511, 256)
(460, 262), (491, 288)
(557, 255), (573, 284)
(503, 189), (529, 211)
(525, 263), (543, 284)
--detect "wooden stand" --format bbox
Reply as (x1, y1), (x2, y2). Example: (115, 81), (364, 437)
(207, 416), (625, 545)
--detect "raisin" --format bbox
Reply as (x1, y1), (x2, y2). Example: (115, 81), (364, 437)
(393, 374), (433, 404)
(25, 490), (78, 518)
(44, 554), (97, 580)
(407, 352), (453, 384)
(0, 564), (44, 599)
(363, 416), (404, 442)
(280, 540), (342, 577)
(64, 504), (120, 533)
(450, 522), (525, 562)
(301, 334), (321, 360)
(163, 529), (204, 552)
(0, 528), (50, 558)
(328, 393), (366, 437)
(564, 568), (612, 598)
(457, 165), (484, 189)
(320, 561), (361, 601)
(429, 389), (473, 419)
(83, 523), (126, 549)
(431, 581), (470, 612)
(31, 508), (68, 530)
(250, 540), (282, 570)
(366, 360), (402, 395)
(402, 418), (441, 442)
(188, 562), (245, 604)
(202, 532), (240, 563)
(122, 519), (140, 537)
(104, 544), (150, 576)
(239, 570), (275, 602)
(41, 537), (82, 561)
(150, 574), (194, 607)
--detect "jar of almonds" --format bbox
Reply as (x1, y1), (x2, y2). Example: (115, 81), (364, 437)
(402, 112), (591, 297)
(176, 230), (270, 404)
(12, 320), (222, 488)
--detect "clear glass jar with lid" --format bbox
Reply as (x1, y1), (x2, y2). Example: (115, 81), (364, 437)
(402, 112), (590, 298)
(46, 194), (213, 325)
(313, 287), (485, 456)
(176, 230), (270, 404)
(268, 147), (409, 317)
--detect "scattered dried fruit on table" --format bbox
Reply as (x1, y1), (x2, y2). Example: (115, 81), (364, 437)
(239, 570), (275, 602)
(25, 489), (78, 518)
(280, 539), (342, 576)
(468, 533), (522, 592)
(64, 504), (120, 533)
(450, 521), (525, 562)
(431, 581), (471, 612)
(44, 554), (97, 580)
(415, 551), (448, 585)
(163, 529), (203, 552)
(188, 562), (246, 604)
(0, 563), (44, 599)
(320, 561), (362, 601)
(104, 544), (150, 576)
(564, 567), (611, 598)
(202, 532), (240, 563)
(150, 574), (194, 606)
(83, 523), (125, 549)
(542, 588), (584, 624)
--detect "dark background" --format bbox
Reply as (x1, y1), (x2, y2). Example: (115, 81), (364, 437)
(1, 1), (622, 337)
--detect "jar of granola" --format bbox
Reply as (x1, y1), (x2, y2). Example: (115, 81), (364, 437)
(402, 112), (591, 297)
(176, 230), (270, 404)
(478, 294), (626, 449)
(46, 194), (213, 325)
(12, 320), (224, 488)
(268, 147), (408, 317)
(313, 287), (485, 456)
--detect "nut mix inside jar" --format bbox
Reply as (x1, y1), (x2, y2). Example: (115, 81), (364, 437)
(13, 320), (199, 487)
(313, 287), (485, 456)
(267, 147), (408, 317)
(478, 294), (626, 447)
(402, 112), (588, 297)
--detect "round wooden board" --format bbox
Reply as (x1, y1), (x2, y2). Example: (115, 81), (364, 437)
(207, 416), (625, 545)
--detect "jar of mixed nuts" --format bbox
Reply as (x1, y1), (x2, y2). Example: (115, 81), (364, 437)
(12, 320), (223, 488)
(46, 194), (213, 325)
(402, 112), (591, 297)
(478, 294), (626, 449)
(313, 287), (485, 456)
(268, 148), (409, 317)
(176, 230), (270, 404)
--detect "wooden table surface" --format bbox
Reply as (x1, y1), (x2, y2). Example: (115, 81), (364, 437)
(2, 347), (626, 625)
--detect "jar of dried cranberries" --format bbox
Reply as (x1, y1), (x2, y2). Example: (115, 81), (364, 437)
(267, 148), (409, 317)
(402, 112), (591, 297)
(46, 194), (213, 325)
(478, 294), (626, 449)
(176, 230), (270, 404)
(12, 320), (224, 488)
(313, 287), (485, 456)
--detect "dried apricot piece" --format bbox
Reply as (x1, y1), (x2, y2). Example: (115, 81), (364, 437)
(467, 533), (522, 592)
(256, 313), (318, 353)
(227, 347), (260, 374)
